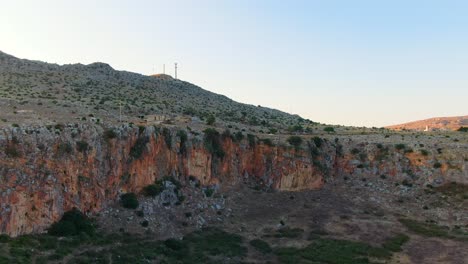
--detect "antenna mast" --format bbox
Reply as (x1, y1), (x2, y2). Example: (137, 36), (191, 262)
(175, 63), (178, 79)
(163, 64), (165, 74)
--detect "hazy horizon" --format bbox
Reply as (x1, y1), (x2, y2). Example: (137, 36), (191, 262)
(1, 0), (467, 127)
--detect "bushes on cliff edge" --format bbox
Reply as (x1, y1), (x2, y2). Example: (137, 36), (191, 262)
(176, 130), (188, 154)
(120, 193), (139, 209)
(104, 129), (117, 139)
(312, 136), (323, 148)
(162, 128), (172, 148)
(48, 208), (95, 237)
(76, 140), (89, 153)
(287, 136), (303, 150)
(203, 128), (225, 158)
(129, 136), (149, 159)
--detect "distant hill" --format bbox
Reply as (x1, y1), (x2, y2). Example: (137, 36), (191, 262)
(386, 115), (468, 131)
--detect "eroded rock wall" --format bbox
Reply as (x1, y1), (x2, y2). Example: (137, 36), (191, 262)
(0, 125), (465, 236)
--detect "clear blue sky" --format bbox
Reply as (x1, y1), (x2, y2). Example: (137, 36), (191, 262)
(1, 0), (467, 127)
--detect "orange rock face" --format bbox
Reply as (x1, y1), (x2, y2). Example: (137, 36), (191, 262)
(0, 126), (324, 236)
(0, 125), (465, 236)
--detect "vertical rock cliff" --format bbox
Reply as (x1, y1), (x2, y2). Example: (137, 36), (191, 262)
(0, 125), (465, 236)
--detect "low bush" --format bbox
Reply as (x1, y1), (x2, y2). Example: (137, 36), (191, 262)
(312, 136), (323, 148)
(420, 149), (429, 156)
(4, 145), (20, 157)
(104, 129), (117, 139)
(260, 138), (274, 147)
(57, 142), (73, 155)
(250, 239), (272, 254)
(48, 208), (95, 237)
(287, 136), (302, 149)
(274, 227), (304, 238)
(204, 188), (215, 197)
(382, 234), (409, 252)
(247, 134), (256, 147)
(206, 115), (216, 126)
(399, 219), (450, 238)
(395, 144), (406, 150)
(142, 184), (164, 197)
(120, 193), (139, 209)
(76, 141), (89, 153)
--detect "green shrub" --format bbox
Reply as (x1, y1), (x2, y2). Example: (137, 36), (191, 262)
(275, 237), (392, 264)
(399, 219), (450, 238)
(250, 239), (272, 254)
(274, 227), (304, 238)
(162, 128), (172, 148)
(433, 162), (442, 169)
(457, 126), (468, 132)
(382, 234), (409, 252)
(323, 126), (335, 132)
(287, 136), (302, 149)
(395, 144), (406, 150)
(420, 149), (429, 156)
(221, 129), (232, 140)
(4, 145), (20, 157)
(176, 130), (188, 154)
(288, 124), (303, 133)
(247, 134), (256, 147)
(76, 141), (89, 153)
(183, 228), (247, 258)
(142, 184), (163, 197)
(312, 136), (323, 148)
(0, 234), (10, 243)
(57, 142), (73, 155)
(233, 131), (244, 142)
(401, 179), (413, 187)
(204, 188), (215, 197)
(203, 128), (225, 158)
(104, 129), (117, 139)
(54, 123), (65, 131)
(120, 193), (139, 209)
(48, 208), (95, 237)
(260, 138), (274, 146)
(206, 115), (216, 126)
(129, 136), (149, 159)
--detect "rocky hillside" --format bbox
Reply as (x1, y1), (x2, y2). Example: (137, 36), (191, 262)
(0, 50), (307, 129)
(0, 52), (467, 263)
(386, 115), (468, 131)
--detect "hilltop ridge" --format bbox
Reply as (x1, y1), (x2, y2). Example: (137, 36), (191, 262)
(0, 50), (306, 130)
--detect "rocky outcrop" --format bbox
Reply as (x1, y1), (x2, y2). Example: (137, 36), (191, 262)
(0, 125), (466, 236)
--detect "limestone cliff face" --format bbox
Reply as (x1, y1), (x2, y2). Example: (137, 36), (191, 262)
(0, 125), (466, 236)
